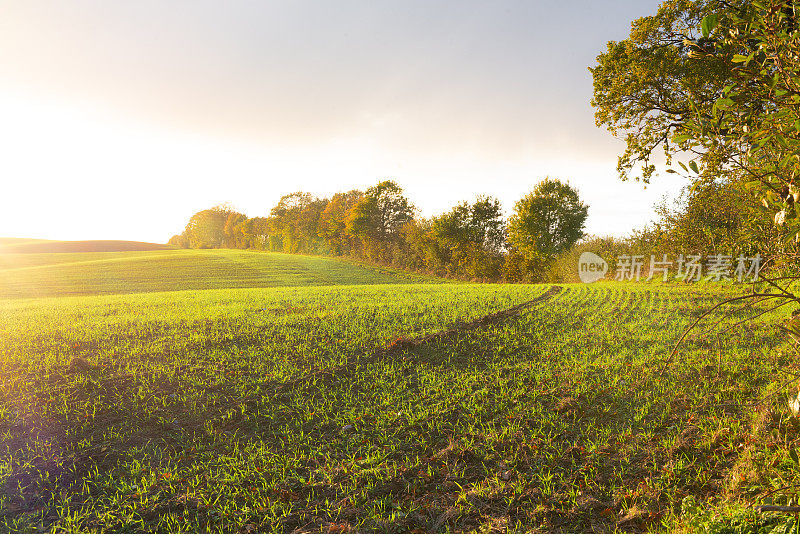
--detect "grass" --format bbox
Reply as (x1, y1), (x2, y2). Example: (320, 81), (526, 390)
(1, 249), (800, 533)
(0, 249), (444, 299)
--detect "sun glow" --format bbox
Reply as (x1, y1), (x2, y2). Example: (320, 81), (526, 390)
(0, 90), (685, 244)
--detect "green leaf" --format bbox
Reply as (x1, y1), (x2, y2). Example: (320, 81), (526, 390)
(732, 54), (749, 63)
(688, 161), (699, 174)
(791, 448), (799, 465)
(701, 13), (718, 38)
(715, 97), (734, 110)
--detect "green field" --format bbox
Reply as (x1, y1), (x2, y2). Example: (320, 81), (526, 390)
(0, 249), (442, 299)
(1, 249), (798, 533)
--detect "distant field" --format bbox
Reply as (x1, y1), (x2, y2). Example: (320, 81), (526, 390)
(0, 249), (444, 298)
(0, 238), (174, 254)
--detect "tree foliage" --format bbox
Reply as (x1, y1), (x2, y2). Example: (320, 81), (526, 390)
(172, 179), (592, 282)
(676, 0), (800, 255)
(588, 0), (797, 271)
(432, 196), (505, 254)
(507, 178), (589, 260)
(318, 190), (363, 255)
(347, 181), (414, 243)
(183, 205), (243, 249)
(635, 176), (776, 256)
(590, 0), (734, 182)
(412, 196), (507, 279)
(347, 180), (414, 261)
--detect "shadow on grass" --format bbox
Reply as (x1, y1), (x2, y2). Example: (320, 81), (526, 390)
(1, 287), (792, 533)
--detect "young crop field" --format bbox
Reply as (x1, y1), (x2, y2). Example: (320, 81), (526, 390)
(1, 250), (798, 533)
(0, 250), (442, 299)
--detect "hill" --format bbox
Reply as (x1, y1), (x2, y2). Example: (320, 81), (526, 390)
(0, 238), (174, 254)
(0, 249), (445, 298)
(0, 248), (797, 532)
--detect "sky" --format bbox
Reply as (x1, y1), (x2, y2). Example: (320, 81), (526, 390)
(0, 0), (682, 243)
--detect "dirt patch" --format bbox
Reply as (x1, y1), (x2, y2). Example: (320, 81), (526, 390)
(555, 396), (579, 414)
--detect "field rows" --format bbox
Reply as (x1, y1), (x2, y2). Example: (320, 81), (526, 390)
(1, 277), (795, 532)
(0, 250), (442, 299)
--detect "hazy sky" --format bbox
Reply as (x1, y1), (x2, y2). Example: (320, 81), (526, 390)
(0, 0), (680, 243)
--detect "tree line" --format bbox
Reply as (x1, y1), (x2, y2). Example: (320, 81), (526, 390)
(171, 0), (800, 284)
(169, 178), (589, 282)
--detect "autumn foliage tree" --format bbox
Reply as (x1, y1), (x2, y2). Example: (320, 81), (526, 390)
(589, 0), (779, 260)
(182, 205), (244, 249)
(319, 190), (363, 255)
(171, 179), (590, 281)
(676, 1), (800, 256)
(590, 0), (733, 183)
(347, 180), (414, 261)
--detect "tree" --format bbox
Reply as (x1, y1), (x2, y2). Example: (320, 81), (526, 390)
(590, 0), (734, 183)
(241, 217), (270, 249)
(677, 1), (799, 257)
(590, 0), (783, 261)
(222, 211), (248, 248)
(432, 196), (505, 254)
(347, 180), (414, 259)
(401, 218), (444, 273)
(168, 234), (189, 248)
(507, 179), (588, 261)
(428, 196), (506, 279)
(299, 197), (329, 253)
(269, 192), (328, 253)
(318, 190), (363, 255)
(638, 176), (774, 256)
(183, 205), (239, 249)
